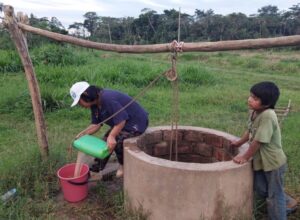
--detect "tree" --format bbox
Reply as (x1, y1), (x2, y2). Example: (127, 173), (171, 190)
(191, 9), (215, 41)
(286, 3), (300, 34)
(223, 13), (249, 40)
(178, 13), (193, 42)
(49, 17), (67, 34)
(0, 26), (14, 49)
(159, 9), (180, 42)
(83, 12), (99, 37)
(141, 8), (157, 34)
(69, 22), (89, 37)
(132, 8), (160, 43)
(257, 5), (281, 36)
(27, 14), (67, 47)
(121, 17), (135, 44)
(209, 14), (225, 41)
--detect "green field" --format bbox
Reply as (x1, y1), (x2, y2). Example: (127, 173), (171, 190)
(0, 45), (299, 219)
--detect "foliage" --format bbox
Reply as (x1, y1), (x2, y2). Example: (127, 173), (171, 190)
(30, 44), (87, 66)
(0, 28), (14, 50)
(0, 49), (23, 73)
(20, 14), (68, 48)
(0, 30), (300, 220)
(66, 3), (300, 44)
(2, 3), (300, 49)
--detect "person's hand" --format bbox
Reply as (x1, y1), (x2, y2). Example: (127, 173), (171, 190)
(233, 155), (248, 164)
(107, 135), (117, 153)
(75, 132), (84, 140)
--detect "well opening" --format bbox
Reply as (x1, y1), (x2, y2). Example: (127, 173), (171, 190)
(137, 128), (239, 163)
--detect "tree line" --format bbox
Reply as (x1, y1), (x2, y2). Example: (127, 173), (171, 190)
(1, 4), (300, 49)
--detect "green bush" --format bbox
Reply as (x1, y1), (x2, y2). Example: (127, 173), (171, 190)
(0, 50), (23, 73)
(30, 44), (88, 66)
(40, 87), (67, 112)
(0, 44), (90, 74)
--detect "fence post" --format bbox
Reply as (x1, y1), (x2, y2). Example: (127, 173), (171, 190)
(3, 5), (49, 159)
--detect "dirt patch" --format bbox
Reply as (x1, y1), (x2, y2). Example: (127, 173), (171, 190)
(53, 161), (124, 220)
(53, 177), (123, 220)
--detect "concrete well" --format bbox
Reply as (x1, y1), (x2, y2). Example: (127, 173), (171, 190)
(124, 126), (253, 220)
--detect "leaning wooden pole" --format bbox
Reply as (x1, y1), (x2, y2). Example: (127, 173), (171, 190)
(17, 22), (300, 53)
(3, 5), (49, 158)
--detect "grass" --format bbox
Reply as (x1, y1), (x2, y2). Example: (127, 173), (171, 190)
(0, 45), (300, 219)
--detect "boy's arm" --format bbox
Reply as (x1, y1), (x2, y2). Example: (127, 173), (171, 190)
(233, 140), (261, 164)
(231, 131), (250, 147)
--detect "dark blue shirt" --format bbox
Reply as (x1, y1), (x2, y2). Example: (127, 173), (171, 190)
(91, 89), (148, 133)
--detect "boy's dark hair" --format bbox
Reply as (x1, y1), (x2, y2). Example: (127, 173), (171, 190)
(250, 81), (280, 109)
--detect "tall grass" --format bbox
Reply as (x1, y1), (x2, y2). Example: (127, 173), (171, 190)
(0, 45), (300, 219)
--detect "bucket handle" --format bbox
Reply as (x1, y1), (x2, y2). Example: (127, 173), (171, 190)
(67, 172), (91, 186)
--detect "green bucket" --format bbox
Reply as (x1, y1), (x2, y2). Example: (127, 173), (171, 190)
(73, 135), (110, 159)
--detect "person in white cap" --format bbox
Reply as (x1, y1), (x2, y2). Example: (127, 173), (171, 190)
(70, 81), (149, 178)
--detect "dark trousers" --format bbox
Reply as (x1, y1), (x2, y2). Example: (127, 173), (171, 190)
(254, 164), (287, 220)
(90, 130), (142, 172)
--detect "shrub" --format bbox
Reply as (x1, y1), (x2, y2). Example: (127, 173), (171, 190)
(0, 50), (23, 73)
(30, 44), (87, 66)
(40, 88), (67, 112)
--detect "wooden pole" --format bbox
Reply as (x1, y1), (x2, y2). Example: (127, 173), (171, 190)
(17, 22), (300, 53)
(3, 5), (49, 159)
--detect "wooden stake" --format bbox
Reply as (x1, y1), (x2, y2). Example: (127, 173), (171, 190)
(3, 5), (49, 159)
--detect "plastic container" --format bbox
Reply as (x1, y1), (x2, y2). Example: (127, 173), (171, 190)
(57, 163), (89, 202)
(1, 188), (17, 203)
(73, 135), (110, 159)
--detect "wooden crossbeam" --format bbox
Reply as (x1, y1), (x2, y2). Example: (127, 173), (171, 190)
(16, 22), (300, 53)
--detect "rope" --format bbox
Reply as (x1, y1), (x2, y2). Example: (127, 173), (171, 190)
(169, 50), (180, 161)
(171, 40), (184, 52)
(168, 11), (183, 161)
(178, 8), (181, 42)
(169, 10), (182, 161)
(172, 78), (179, 161)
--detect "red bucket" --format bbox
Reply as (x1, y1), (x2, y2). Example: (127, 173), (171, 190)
(57, 163), (89, 202)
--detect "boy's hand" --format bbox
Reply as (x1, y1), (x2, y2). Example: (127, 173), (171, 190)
(233, 155), (248, 164)
(107, 135), (117, 153)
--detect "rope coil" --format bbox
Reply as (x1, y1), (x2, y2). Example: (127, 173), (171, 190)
(171, 40), (184, 52)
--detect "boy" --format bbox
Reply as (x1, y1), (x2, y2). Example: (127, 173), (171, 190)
(231, 81), (296, 219)
(70, 81), (148, 178)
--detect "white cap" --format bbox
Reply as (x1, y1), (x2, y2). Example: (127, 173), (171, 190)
(70, 81), (90, 107)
